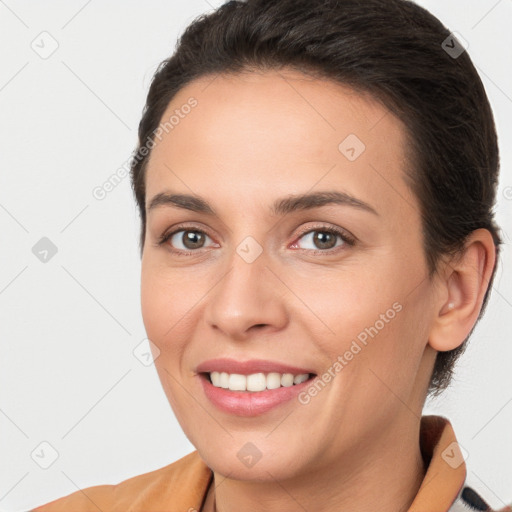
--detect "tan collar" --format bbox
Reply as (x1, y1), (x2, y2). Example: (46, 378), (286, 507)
(408, 415), (466, 511)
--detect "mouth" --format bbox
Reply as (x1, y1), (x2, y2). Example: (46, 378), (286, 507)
(200, 371), (317, 392)
(198, 371), (318, 417)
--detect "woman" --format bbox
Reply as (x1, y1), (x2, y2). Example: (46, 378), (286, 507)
(31, 0), (510, 510)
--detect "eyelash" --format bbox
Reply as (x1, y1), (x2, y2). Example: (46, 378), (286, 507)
(156, 223), (356, 256)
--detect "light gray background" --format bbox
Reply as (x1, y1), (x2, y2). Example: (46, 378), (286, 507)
(0, 1), (511, 511)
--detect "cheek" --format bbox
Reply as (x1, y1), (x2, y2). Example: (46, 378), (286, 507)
(290, 264), (400, 334)
(140, 263), (186, 347)
(140, 270), (167, 339)
(140, 271), (192, 408)
(140, 261), (213, 361)
(296, 262), (425, 378)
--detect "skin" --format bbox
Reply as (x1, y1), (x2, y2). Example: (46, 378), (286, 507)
(140, 68), (496, 512)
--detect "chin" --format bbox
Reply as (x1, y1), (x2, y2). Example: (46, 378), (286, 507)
(198, 443), (306, 482)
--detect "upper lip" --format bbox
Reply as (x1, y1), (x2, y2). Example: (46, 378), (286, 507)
(196, 358), (316, 376)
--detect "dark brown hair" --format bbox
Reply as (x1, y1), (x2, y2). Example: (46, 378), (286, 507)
(130, 0), (502, 397)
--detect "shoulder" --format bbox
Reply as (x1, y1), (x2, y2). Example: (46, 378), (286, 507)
(29, 450), (213, 512)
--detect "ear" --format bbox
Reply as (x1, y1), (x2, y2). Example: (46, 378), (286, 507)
(428, 228), (497, 352)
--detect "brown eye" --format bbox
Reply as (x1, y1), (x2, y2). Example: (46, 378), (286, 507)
(172, 230), (208, 250)
(157, 224), (222, 256)
(312, 231), (338, 250)
(295, 228), (350, 251)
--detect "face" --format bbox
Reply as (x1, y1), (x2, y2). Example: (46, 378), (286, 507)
(140, 68), (439, 482)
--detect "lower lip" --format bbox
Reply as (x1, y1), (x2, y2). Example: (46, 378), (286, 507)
(199, 373), (316, 417)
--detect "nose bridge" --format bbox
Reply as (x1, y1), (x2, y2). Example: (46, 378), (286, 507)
(204, 234), (288, 338)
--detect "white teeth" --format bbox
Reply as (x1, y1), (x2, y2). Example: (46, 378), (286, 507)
(281, 373), (294, 387)
(293, 373), (310, 385)
(228, 373), (246, 391)
(209, 371), (312, 392)
(266, 372), (282, 389)
(246, 373), (266, 392)
(219, 372), (229, 389)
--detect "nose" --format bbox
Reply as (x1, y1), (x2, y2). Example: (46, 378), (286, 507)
(203, 243), (289, 341)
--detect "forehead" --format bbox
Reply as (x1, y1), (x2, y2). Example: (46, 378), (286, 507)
(145, 68), (415, 219)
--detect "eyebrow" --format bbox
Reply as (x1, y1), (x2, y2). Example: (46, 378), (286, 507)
(147, 190), (379, 217)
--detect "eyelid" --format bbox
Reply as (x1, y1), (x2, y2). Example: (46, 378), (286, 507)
(294, 222), (355, 240)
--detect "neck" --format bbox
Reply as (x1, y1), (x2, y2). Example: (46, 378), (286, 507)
(205, 416), (426, 512)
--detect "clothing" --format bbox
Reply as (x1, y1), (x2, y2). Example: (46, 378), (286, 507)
(30, 415), (510, 512)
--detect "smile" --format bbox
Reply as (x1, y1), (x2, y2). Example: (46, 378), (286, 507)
(206, 371), (312, 391)
(199, 372), (317, 416)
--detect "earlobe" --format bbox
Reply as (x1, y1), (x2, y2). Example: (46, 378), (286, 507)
(428, 229), (496, 353)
